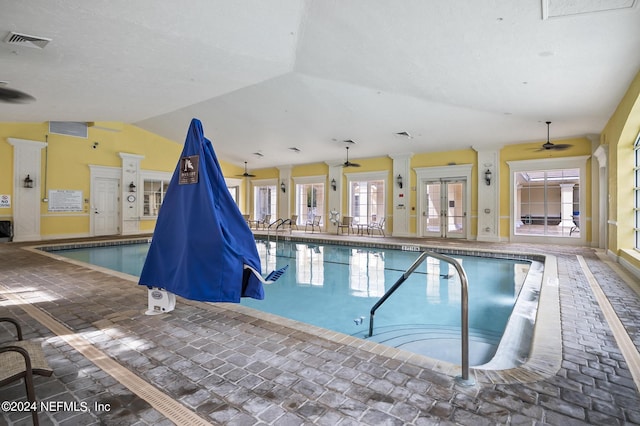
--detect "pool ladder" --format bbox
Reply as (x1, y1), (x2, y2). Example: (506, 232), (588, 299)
(368, 250), (475, 386)
(266, 218), (292, 246)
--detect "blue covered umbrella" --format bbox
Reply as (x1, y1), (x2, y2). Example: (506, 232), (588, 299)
(139, 118), (276, 302)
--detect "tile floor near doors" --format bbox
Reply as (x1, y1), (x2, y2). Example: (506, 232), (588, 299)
(1, 232), (639, 425)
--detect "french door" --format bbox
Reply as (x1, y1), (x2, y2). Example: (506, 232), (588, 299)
(422, 179), (466, 238)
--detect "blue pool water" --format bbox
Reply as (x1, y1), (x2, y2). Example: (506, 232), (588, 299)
(51, 240), (531, 366)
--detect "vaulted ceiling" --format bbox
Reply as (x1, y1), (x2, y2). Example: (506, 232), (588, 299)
(1, 0), (639, 168)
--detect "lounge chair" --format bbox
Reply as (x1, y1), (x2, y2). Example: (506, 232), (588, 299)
(289, 215), (299, 231)
(368, 217), (386, 236)
(337, 216), (354, 235)
(256, 214), (272, 230)
(305, 215), (321, 233)
(1, 317), (53, 426)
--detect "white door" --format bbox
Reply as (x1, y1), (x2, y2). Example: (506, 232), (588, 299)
(93, 177), (120, 236)
(422, 179), (466, 238)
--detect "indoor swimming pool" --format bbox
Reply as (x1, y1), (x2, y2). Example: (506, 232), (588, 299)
(45, 239), (540, 367)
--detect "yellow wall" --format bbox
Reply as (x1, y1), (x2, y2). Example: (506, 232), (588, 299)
(601, 69), (640, 270)
(291, 162), (328, 177)
(0, 122), (240, 238)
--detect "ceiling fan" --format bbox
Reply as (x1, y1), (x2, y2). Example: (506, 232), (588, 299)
(340, 146), (360, 168)
(538, 121), (572, 151)
(236, 162), (256, 177)
(0, 83), (36, 104)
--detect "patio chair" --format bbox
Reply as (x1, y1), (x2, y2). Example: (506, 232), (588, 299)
(289, 214), (299, 231)
(570, 212), (579, 236)
(337, 216), (354, 235)
(305, 215), (321, 233)
(1, 317), (53, 426)
(368, 216), (386, 236)
(256, 214), (272, 230)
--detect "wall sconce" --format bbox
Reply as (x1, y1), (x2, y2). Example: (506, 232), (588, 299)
(23, 174), (34, 188)
(280, 181), (286, 193)
(484, 169), (492, 186)
(396, 174), (403, 189)
(129, 182), (136, 192)
(331, 178), (337, 191)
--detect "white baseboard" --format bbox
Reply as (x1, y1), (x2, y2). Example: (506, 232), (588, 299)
(619, 256), (640, 281)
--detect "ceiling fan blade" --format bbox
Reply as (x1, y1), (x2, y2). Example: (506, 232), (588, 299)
(0, 86), (36, 103)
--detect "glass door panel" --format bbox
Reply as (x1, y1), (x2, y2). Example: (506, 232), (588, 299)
(422, 180), (466, 238)
(446, 181), (465, 237)
(423, 183), (442, 237)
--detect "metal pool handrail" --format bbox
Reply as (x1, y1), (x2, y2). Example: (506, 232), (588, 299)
(266, 218), (292, 246)
(367, 250), (474, 385)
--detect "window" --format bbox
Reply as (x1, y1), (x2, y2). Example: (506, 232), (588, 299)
(508, 156), (588, 242)
(224, 177), (243, 209)
(515, 169), (580, 237)
(635, 133), (640, 249)
(349, 176), (385, 226)
(143, 179), (170, 217)
(296, 181), (325, 226)
(228, 186), (239, 205)
(253, 184), (276, 221)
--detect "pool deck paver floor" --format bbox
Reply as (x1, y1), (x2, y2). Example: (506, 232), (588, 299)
(0, 232), (639, 425)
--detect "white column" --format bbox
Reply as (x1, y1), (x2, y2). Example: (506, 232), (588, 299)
(474, 148), (500, 242)
(119, 152), (144, 235)
(277, 165), (292, 219)
(559, 183), (575, 228)
(389, 153), (413, 237)
(325, 164), (343, 233)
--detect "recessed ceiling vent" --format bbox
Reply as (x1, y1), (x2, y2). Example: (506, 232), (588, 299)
(4, 31), (52, 49)
(49, 122), (88, 138)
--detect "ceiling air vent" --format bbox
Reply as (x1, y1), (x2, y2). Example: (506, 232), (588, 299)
(4, 31), (52, 49)
(49, 122), (88, 138)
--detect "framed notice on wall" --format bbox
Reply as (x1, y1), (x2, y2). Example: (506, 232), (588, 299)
(48, 190), (83, 212)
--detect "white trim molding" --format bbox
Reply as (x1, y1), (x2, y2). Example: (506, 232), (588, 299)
(413, 164), (473, 239)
